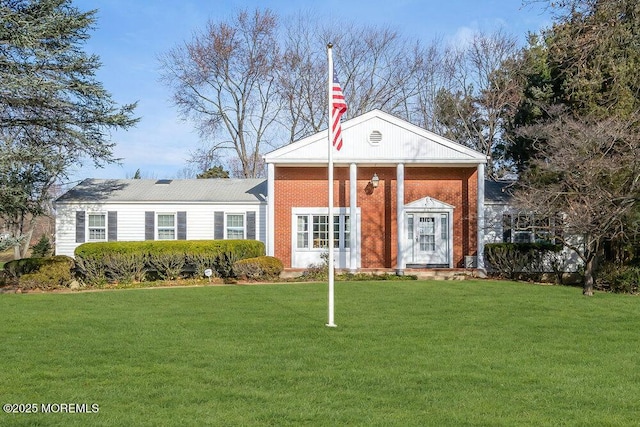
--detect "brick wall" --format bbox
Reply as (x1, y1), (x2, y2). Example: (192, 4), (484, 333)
(274, 165), (478, 269)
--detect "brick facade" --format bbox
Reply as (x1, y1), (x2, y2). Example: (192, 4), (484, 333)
(274, 165), (478, 269)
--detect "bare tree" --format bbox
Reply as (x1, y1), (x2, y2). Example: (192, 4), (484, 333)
(276, 13), (328, 143)
(514, 109), (640, 295)
(159, 9), (281, 178)
(328, 25), (429, 121)
(277, 16), (438, 142)
(436, 30), (521, 178)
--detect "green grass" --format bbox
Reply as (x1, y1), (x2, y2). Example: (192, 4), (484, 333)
(1, 280), (639, 426)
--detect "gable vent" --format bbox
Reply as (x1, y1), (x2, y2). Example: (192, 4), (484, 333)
(369, 130), (382, 144)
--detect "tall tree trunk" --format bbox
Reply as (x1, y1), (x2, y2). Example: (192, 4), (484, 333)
(583, 254), (595, 296)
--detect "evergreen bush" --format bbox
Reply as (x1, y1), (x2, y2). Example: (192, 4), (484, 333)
(74, 240), (264, 284)
(30, 235), (52, 258)
(5, 256), (75, 290)
(234, 256), (284, 280)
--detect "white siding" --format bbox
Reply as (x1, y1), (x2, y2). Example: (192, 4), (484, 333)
(55, 201), (267, 258)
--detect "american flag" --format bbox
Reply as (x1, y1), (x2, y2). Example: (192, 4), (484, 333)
(331, 69), (348, 150)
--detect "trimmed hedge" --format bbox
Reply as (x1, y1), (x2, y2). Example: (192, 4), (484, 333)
(234, 256), (284, 280)
(75, 240), (264, 259)
(74, 240), (265, 285)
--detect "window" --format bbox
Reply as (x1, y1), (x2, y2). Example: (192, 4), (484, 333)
(418, 217), (435, 251)
(226, 214), (245, 239)
(502, 213), (561, 244)
(157, 213), (176, 240)
(344, 215), (350, 249)
(295, 213), (352, 250)
(312, 215), (329, 248)
(296, 216), (309, 249)
(88, 213), (106, 241)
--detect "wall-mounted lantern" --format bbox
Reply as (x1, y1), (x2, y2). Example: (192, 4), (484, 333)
(370, 173), (380, 188)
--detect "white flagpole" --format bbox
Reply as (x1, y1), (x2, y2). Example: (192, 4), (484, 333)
(326, 43), (337, 328)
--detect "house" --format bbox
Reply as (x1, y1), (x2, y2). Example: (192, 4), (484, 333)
(55, 110), (488, 273)
(54, 178), (267, 257)
(483, 179), (581, 275)
(263, 109), (487, 273)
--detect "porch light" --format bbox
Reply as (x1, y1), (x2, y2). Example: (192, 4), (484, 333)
(370, 173), (380, 188)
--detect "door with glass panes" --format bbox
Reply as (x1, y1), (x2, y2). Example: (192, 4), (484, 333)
(407, 213), (449, 266)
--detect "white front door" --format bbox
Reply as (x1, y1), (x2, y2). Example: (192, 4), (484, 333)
(409, 213), (449, 266)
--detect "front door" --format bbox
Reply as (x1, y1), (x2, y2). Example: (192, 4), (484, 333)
(409, 213), (449, 267)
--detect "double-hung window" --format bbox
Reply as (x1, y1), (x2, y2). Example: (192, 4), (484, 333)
(157, 213), (176, 240)
(502, 213), (562, 244)
(88, 213), (106, 241)
(226, 214), (245, 239)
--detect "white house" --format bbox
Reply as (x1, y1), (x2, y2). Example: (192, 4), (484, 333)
(55, 110), (491, 273)
(55, 178), (267, 257)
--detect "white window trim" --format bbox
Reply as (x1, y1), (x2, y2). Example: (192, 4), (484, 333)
(502, 212), (560, 244)
(156, 212), (177, 241)
(87, 212), (107, 242)
(225, 212), (246, 240)
(291, 207), (359, 252)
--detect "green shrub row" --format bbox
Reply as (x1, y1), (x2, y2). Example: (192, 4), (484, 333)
(485, 243), (562, 280)
(74, 240), (265, 285)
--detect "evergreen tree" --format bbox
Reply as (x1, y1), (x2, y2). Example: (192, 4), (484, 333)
(0, 0), (138, 258)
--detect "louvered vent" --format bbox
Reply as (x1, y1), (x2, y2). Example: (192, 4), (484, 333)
(369, 130), (382, 144)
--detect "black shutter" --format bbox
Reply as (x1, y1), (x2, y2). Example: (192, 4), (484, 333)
(246, 211), (256, 240)
(214, 211), (224, 239)
(145, 211), (155, 240)
(75, 211), (85, 243)
(108, 211), (117, 241)
(177, 211), (187, 240)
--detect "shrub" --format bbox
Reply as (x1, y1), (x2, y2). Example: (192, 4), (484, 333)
(301, 252), (329, 281)
(75, 240), (264, 260)
(148, 252), (186, 280)
(73, 240), (265, 284)
(9, 256), (75, 290)
(214, 252), (240, 278)
(104, 253), (148, 283)
(30, 235), (52, 258)
(599, 264), (640, 294)
(74, 255), (108, 286)
(185, 253), (220, 278)
(485, 243), (561, 280)
(5, 256), (73, 278)
(234, 256), (284, 281)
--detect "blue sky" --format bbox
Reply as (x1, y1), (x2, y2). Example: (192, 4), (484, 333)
(68, 0), (551, 184)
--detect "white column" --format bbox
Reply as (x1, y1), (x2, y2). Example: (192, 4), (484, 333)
(267, 163), (275, 257)
(396, 163), (405, 275)
(349, 163), (358, 273)
(477, 163), (485, 271)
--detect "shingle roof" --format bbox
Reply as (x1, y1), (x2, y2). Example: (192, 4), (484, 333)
(485, 180), (514, 203)
(56, 178), (267, 204)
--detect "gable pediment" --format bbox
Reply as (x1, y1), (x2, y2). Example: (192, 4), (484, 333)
(405, 196), (454, 211)
(264, 109), (486, 165)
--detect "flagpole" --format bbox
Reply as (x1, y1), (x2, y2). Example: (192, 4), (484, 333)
(326, 43), (337, 328)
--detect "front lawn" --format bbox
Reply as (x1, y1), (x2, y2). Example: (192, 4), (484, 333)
(1, 280), (639, 426)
